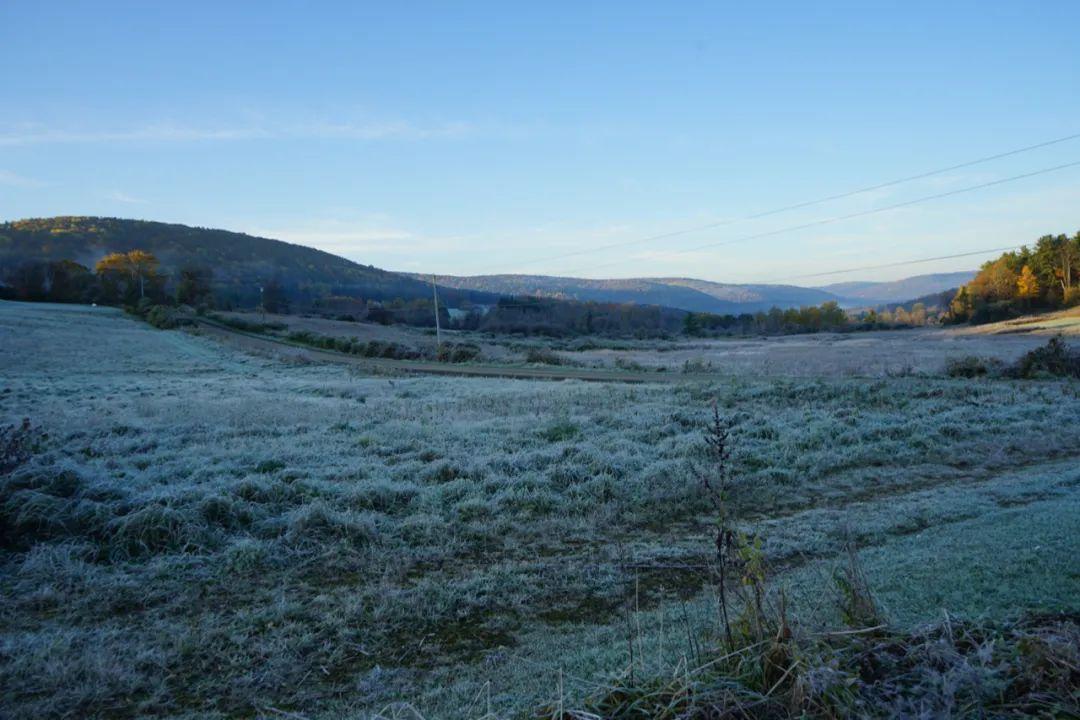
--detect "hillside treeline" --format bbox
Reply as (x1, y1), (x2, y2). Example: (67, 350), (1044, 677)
(948, 231), (1080, 323)
(0, 250), (205, 307)
(0, 216), (497, 308)
(461, 296), (684, 337)
(686, 301), (848, 335)
(0, 247), (862, 338)
(0, 249), (459, 328)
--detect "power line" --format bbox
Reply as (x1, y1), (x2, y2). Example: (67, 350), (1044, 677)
(766, 246), (1024, 283)
(562, 159), (1080, 277)
(476, 131), (1080, 275)
(467, 245), (1018, 313)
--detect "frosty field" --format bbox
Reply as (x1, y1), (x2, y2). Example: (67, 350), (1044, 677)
(2, 301), (1079, 719)
(216, 306), (1075, 377)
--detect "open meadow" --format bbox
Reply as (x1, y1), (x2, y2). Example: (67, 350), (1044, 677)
(216, 307), (1076, 377)
(2, 301), (1079, 719)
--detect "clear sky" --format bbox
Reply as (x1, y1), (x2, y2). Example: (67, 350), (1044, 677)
(2, 1), (1078, 284)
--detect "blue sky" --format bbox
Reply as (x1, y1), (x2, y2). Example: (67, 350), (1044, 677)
(1, 1), (1078, 283)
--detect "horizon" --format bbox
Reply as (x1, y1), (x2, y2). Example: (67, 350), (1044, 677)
(2, 213), (979, 290)
(2, 2), (1079, 282)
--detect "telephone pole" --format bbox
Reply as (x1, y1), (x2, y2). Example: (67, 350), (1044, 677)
(431, 275), (442, 347)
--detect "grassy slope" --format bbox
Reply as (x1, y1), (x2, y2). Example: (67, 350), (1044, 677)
(1, 301), (1078, 718)
(956, 305), (1080, 336)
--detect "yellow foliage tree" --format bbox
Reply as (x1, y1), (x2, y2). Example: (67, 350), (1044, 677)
(1016, 265), (1039, 300)
(969, 257), (1019, 302)
(95, 250), (160, 298)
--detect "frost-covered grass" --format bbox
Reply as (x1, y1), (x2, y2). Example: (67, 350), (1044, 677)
(216, 307), (1071, 376)
(1, 301), (1079, 719)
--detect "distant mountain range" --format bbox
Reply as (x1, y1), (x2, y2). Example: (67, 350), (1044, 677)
(817, 272), (975, 304)
(0, 217), (971, 313)
(413, 272), (974, 314)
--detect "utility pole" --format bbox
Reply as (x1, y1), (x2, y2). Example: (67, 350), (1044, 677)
(431, 275), (442, 348)
(259, 285), (265, 322)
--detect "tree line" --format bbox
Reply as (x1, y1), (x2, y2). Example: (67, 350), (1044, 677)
(0, 217), (501, 309)
(947, 231), (1080, 323)
(0, 251), (215, 307)
(1, 251), (871, 338)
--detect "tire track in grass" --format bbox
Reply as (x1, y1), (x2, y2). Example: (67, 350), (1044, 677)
(359, 455), (1080, 634)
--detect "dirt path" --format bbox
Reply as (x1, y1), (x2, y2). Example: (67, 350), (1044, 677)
(191, 317), (707, 383)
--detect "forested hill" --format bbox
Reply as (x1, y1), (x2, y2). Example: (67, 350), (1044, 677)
(0, 217), (496, 307)
(819, 271), (976, 304)
(406, 273), (839, 314)
(407, 272), (972, 314)
(1, 217), (977, 314)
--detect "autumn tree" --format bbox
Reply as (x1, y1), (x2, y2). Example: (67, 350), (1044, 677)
(968, 257), (1019, 302)
(1016, 265), (1039, 301)
(1030, 234), (1078, 300)
(948, 286), (973, 322)
(95, 250), (162, 302)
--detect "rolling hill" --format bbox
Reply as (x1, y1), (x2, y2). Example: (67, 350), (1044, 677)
(406, 274), (837, 314)
(413, 272), (970, 314)
(1, 217), (969, 314)
(818, 271), (975, 305)
(0, 217), (498, 307)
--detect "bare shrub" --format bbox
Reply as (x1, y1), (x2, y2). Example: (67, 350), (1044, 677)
(437, 343), (481, 363)
(525, 347), (567, 365)
(945, 355), (998, 378)
(690, 404), (785, 653)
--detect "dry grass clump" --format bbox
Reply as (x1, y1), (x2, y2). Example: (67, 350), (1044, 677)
(540, 468), (1073, 720)
(539, 611), (1080, 719)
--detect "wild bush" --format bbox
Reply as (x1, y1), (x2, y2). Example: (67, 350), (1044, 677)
(538, 421), (580, 442)
(144, 304), (188, 329)
(1010, 336), (1080, 378)
(437, 343), (481, 363)
(945, 355), (997, 378)
(525, 347), (566, 365)
(615, 356), (648, 371)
